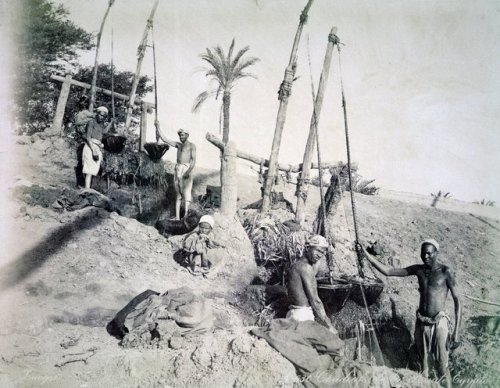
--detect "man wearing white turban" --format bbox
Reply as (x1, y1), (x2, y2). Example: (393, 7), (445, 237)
(156, 121), (196, 220)
(82, 106), (111, 189)
(286, 234), (337, 333)
(358, 239), (461, 388)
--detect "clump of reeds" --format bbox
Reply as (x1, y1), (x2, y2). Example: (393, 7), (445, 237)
(242, 214), (309, 266)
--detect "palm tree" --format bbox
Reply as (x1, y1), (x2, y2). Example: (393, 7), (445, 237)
(192, 39), (259, 144)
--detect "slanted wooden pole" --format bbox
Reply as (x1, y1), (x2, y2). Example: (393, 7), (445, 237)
(49, 74), (73, 136)
(125, 0), (160, 128)
(295, 28), (339, 224)
(261, 0), (314, 212)
(89, 0), (115, 112)
(221, 141), (238, 216)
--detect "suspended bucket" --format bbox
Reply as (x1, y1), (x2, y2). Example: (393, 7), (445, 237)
(317, 277), (353, 313)
(144, 143), (169, 162)
(349, 278), (385, 306)
(103, 135), (127, 153)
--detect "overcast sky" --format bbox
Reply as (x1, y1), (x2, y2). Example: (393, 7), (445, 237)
(45, 0), (500, 203)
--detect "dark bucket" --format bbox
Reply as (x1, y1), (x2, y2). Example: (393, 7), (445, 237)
(103, 135), (127, 153)
(144, 143), (169, 162)
(349, 278), (385, 306)
(318, 278), (353, 313)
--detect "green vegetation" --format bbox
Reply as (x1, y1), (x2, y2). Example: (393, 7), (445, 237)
(15, 0), (93, 134)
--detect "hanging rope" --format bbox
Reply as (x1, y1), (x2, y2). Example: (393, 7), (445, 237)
(336, 44), (365, 279)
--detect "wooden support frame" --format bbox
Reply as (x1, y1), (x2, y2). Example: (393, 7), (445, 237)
(49, 74), (154, 140)
(206, 132), (336, 173)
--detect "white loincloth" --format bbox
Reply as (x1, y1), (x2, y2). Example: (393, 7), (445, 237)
(174, 163), (193, 201)
(82, 139), (103, 176)
(286, 305), (315, 322)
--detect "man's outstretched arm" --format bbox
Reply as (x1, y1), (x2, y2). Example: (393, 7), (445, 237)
(356, 243), (414, 277)
(155, 120), (179, 148)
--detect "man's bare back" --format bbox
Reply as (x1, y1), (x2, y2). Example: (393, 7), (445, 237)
(287, 260), (316, 307)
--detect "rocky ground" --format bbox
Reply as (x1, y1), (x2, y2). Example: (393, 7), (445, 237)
(0, 134), (498, 387)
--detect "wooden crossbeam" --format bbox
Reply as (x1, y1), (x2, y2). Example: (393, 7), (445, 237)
(50, 74), (154, 107)
(206, 132), (336, 173)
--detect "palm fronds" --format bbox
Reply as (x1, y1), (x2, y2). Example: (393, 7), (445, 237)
(243, 214), (309, 265)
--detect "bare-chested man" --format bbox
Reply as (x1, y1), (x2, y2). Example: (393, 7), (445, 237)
(287, 235), (337, 333)
(156, 121), (196, 220)
(357, 239), (461, 388)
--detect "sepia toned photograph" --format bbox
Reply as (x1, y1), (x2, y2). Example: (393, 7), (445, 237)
(0, 0), (499, 387)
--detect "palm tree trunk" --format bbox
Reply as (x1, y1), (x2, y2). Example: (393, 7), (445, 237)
(222, 91), (231, 144)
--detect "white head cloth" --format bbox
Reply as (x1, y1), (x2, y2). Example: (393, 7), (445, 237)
(306, 235), (329, 248)
(199, 215), (215, 228)
(96, 106), (108, 114)
(421, 238), (439, 251)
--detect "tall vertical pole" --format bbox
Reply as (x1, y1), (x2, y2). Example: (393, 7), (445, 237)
(125, 0), (160, 128)
(261, 0), (314, 212)
(50, 74), (72, 136)
(89, 0), (115, 112)
(295, 28), (339, 223)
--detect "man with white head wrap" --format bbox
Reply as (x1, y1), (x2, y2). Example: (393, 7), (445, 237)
(182, 214), (224, 274)
(155, 122), (196, 220)
(82, 106), (112, 189)
(358, 239), (461, 388)
(286, 234), (337, 333)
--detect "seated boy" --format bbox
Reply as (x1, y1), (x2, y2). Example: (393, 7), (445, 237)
(182, 215), (223, 274)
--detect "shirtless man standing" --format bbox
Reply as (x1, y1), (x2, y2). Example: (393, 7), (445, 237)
(357, 239), (461, 388)
(156, 121), (196, 220)
(287, 235), (337, 333)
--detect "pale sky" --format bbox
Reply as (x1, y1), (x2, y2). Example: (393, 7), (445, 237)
(36, 1), (500, 203)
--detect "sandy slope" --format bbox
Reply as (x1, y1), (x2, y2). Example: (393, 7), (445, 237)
(0, 135), (498, 387)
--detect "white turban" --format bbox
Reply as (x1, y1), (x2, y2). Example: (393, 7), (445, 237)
(96, 106), (109, 115)
(306, 235), (329, 248)
(421, 239), (439, 251)
(199, 215), (215, 228)
(177, 128), (190, 135)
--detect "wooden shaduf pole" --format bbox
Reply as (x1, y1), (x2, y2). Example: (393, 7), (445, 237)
(125, 0), (160, 128)
(261, 0), (314, 213)
(89, 0), (115, 112)
(295, 28), (339, 224)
